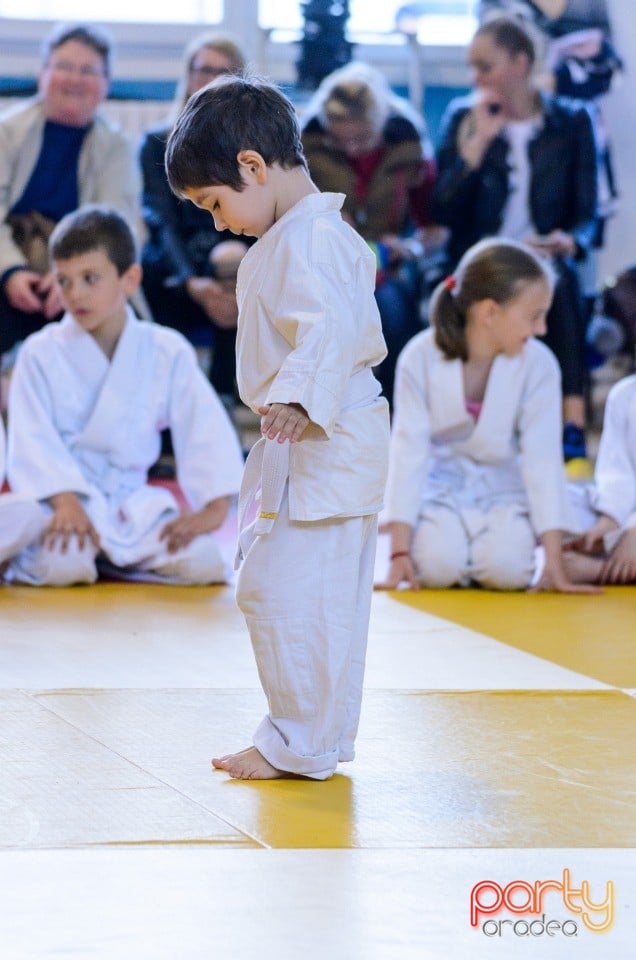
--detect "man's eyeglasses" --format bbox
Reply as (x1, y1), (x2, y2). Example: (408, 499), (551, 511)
(48, 61), (106, 79)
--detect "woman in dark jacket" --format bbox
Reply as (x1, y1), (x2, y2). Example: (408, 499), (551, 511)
(139, 33), (247, 398)
(431, 16), (598, 461)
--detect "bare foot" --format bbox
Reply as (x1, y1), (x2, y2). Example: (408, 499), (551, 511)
(562, 550), (603, 584)
(211, 745), (287, 779)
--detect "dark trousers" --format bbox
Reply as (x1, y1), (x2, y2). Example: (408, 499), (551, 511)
(540, 259), (589, 398)
(373, 266), (423, 407)
(0, 288), (55, 355)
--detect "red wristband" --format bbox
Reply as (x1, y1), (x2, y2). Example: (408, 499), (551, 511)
(390, 551), (410, 561)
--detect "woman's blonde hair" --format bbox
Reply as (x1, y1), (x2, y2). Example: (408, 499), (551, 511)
(169, 32), (246, 124)
(303, 60), (424, 137)
(430, 238), (554, 361)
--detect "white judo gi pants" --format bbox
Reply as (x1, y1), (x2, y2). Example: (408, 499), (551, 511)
(7, 509), (228, 587)
(412, 500), (535, 590)
(236, 486), (377, 780)
(0, 496), (47, 567)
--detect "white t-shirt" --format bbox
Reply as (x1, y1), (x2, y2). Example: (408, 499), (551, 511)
(498, 117), (542, 241)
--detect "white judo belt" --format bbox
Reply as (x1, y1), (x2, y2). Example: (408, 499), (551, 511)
(235, 437), (290, 567)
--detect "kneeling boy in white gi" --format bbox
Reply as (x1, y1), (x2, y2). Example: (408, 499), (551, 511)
(6, 205), (244, 586)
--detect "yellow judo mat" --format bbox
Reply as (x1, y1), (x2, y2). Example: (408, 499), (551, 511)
(392, 586), (636, 689)
(2, 580), (635, 958)
(1, 582), (635, 851)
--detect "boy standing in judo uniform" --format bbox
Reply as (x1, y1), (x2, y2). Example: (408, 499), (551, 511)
(6, 205), (244, 585)
(166, 76), (390, 779)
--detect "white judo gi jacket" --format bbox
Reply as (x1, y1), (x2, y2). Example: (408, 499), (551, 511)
(591, 373), (636, 529)
(7, 309), (244, 567)
(235, 192), (389, 520)
(384, 328), (571, 535)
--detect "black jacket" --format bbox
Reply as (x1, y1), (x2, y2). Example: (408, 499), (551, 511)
(139, 124), (236, 285)
(430, 93), (598, 267)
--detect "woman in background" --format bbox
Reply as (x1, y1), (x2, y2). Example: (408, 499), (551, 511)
(300, 61), (442, 406)
(139, 33), (248, 401)
(430, 17), (598, 463)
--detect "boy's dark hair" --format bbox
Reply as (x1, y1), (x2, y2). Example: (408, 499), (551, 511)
(49, 205), (137, 275)
(166, 75), (307, 195)
(42, 22), (113, 75)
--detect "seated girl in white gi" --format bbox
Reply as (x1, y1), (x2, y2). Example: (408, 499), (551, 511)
(5, 205), (244, 586)
(0, 419), (46, 577)
(564, 373), (636, 585)
(380, 237), (598, 593)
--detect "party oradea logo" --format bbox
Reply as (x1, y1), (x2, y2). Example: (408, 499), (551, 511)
(470, 869), (614, 937)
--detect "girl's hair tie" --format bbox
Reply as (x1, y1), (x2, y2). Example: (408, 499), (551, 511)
(444, 275), (456, 292)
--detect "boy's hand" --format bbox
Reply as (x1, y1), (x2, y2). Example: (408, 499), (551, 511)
(44, 492), (100, 553)
(258, 403), (309, 443)
(600, 528), (636, 584)
(159, 496), (231, 553)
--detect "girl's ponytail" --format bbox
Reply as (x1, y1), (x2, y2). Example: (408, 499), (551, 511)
(430, 279), (469, 361)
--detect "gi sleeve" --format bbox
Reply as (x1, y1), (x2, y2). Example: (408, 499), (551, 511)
(517, 343), (569, 535)
(591, 379), (636, 527)
(7, 343), (93, 501)
(261, 230), (377, 439)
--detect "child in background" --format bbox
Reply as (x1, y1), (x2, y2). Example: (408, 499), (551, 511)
(565, 373), (636, 584)
(6, 205), (244, 586)
(0, 420), (46, 577)
(166, 75), (390, 780)
(379, 238), (598, 594)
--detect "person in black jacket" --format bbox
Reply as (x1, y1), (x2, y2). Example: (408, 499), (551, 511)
(430, 16), (598, 462)
(139, 33), (247, 399)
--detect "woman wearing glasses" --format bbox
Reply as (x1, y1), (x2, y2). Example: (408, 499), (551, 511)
(139, 33), (248, 402)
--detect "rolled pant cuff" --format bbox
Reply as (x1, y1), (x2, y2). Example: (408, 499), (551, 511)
(253, 717), (338, 780)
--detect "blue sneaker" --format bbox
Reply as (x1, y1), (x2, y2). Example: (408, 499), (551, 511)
(563, 423), (587, 462)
